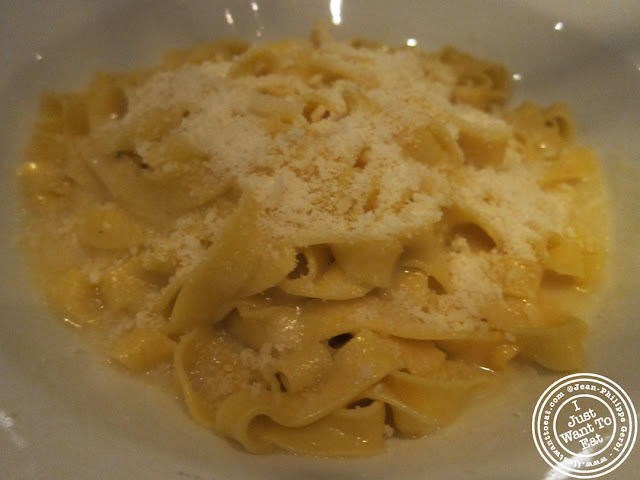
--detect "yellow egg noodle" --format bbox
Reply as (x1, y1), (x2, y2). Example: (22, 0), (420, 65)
(19, 27), (609, 456)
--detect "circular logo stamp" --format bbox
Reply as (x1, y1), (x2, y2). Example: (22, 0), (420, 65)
(532, 373), (637, 478)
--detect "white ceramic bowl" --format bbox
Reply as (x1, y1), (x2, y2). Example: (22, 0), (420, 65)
(1, 1), (639, 479)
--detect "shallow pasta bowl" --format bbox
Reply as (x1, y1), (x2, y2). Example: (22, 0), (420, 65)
(1, 0), (639, 479)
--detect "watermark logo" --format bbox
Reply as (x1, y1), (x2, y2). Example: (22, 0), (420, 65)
(532, 373), (637, 478)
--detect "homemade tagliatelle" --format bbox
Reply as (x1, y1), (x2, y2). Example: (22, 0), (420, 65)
(19, 27), (610, 456)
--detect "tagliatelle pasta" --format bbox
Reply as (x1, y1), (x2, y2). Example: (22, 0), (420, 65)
(18, 25), (610, 456)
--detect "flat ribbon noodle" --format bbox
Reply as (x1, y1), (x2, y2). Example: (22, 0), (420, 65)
(168, 194), (295, 335)
(195, 330), (400, 453)
(367, 363), (492, 437)
(250, 401), (387, 457)
(84, 137), (232, 222)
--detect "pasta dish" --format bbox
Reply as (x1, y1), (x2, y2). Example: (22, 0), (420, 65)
(18, 27), (609, 456)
